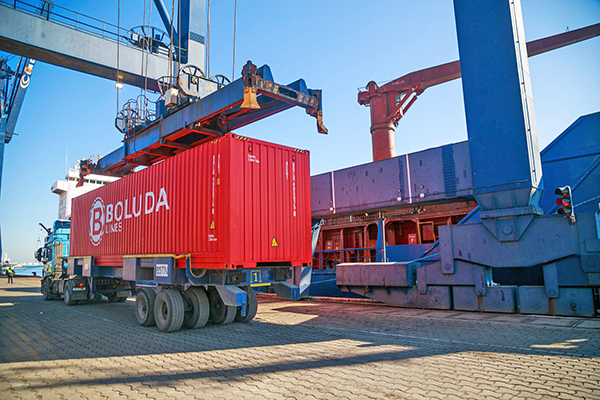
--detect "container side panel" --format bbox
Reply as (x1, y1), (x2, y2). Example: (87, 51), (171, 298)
(71, 141), (217, 260)
(71, 135), (311, 269)
(300, 149), (312, 262)
(229, 137), (311, 266)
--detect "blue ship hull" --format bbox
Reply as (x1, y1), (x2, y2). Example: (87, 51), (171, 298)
(308, 269), (364, 298)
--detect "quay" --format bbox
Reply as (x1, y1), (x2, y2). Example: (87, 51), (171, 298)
(1, 278), (599, 399)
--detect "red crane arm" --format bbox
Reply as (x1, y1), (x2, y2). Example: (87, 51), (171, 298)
(359, 23), (600, 162)
(527, 23), (600, 56)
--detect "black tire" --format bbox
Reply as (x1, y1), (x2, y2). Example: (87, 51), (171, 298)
(154, 289), (185, 332)
(107, 293), (118, 302)
(46, 278), (58, 300)
(108, 293), (128, 303)
(135, 288), (157, 327)
(209, 289), (236, 325)
(63, 280), (78, 306)
(183, 287), (210, 329)
(235, 287), (258, 323)
(41, 278), (52, 301)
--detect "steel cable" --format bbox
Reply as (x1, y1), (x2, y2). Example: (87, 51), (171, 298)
(206, 0), (210, 79)
(178, 0), (181, 72)
(169, 0), (175, 83)
(232, 0), (237, 82)
(116, 0), (121, 112)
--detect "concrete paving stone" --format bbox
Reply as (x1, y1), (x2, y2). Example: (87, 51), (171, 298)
(1, 279), (600, 400)
(415, 311), (455, 319)
(576, 320), (600, 329)
(450, 313), (491, 320)
(529, 317), (577, 327)
(556, 395), (587, 400)
(445, 396), (466, 400)
(486, 314), (529, 323)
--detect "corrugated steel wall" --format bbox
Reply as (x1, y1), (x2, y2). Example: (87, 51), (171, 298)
(70, 134), (312, 269)
(540, 112), (600, 214)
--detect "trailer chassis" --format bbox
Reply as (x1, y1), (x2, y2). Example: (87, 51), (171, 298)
(41, 255), (300, 332)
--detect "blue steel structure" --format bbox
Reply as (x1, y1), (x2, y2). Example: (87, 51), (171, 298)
(454, 0), (542, 232)
(310, 111), (599, 301)
(540, 112), (600, 215)
(335, 0), (600, 317)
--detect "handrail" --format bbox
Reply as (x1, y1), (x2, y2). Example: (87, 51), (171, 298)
(313, 246), (377, 254)
(0, 0), (186, 59)
(312, 247), (379, 269)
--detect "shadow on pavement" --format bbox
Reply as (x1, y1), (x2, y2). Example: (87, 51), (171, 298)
(1, 283), (599, 390)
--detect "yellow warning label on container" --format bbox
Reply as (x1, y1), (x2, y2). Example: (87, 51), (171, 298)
(217, 178), (220, 185)
(271, 237), (279, 247)
(209, 220), (216, 230)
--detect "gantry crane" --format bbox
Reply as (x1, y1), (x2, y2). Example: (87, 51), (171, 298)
(0, 0), (327, 177)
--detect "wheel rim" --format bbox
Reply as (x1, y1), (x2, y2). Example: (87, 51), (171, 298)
(184, 297), (193, 310)
(183, 288), (210, 329)
(160, 301), (168, 321)
(139, 296), (147, 319)
(212, 297), (224, 320)
(184, 296), (194, 319)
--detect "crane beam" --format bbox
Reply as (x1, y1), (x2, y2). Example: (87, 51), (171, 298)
(0, 1), (205, 92)
(359, 22), (600, 161)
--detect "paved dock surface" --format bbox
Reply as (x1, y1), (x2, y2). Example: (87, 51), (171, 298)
(1, 279), (599, 400)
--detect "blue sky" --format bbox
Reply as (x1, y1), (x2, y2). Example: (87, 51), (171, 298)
(1, 0), (599, 262)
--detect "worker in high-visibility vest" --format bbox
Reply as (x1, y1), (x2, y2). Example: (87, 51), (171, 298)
(6, 266), (14, 284)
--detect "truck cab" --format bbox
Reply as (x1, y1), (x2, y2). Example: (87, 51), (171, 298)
(35, 220), (70, 276)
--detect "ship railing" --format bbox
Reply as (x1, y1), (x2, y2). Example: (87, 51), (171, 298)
(313, 247), (378, 270)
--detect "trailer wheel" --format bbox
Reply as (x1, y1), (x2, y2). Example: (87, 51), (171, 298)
(41, 278), (55, 301)
(135, 288), (157, 327)
(183, 287), (210, 329)
(235, 287), (258, 323)
(63, 280), (78, 306)
(154, 289), (185, 332)
(108, 293), (128, 303)
(209, 290), (236, 325)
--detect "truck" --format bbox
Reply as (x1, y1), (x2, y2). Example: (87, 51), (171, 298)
(36, 220), (72, 296)
(39, 134), (313, 332)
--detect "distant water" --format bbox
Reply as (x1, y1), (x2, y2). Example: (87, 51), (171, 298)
(12, 265), (44, 277)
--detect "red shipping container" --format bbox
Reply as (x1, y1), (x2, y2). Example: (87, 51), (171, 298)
(70, 134), (312, 270)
